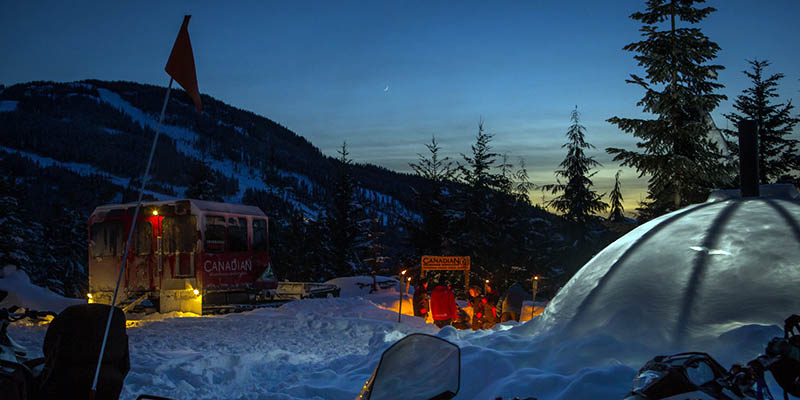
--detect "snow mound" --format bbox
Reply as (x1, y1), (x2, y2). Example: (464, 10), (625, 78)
(520, 194), (800, 357)
(324, 276), (418, 317)
(0, 265), (84, 312)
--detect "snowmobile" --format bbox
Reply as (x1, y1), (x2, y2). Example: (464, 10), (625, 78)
(625, 315), (800, 400)
(0, 295), (139, 400)
(0, 292), (56, 400)
(357, 333), (538, 400)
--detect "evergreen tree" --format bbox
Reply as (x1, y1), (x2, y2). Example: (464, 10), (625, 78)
(261, 146), (282, 188)
(361, 217), (387, 274)
(45, 206), (87, 297)
(608, 170), (626, 222)
(723, 59), (800, 184)
(456, 121), (501, 263)
(513, 158), (537, 204)
(408, 136), (454, 255)
(543, 106), (607, 228)
(607, 0), (727, 220)
(185, 158), (221, 201)
(0, 177), (32, 269)
(0, 176), (59, 293)
(497, 153), (515, 196)
(323, 142), (362, 278)
(459, 121), (499, 196)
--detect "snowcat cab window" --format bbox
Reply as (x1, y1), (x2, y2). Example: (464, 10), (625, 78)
(162, 215), (198, 253)
(204, 215), (226, 253)
(228, 217), (248, 253)
(252, 219), (267, 253)
(90, 221), (123, 258)
(134, 221), (152, 256)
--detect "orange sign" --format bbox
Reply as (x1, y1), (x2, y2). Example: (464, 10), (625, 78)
(421, 256), (470, 271)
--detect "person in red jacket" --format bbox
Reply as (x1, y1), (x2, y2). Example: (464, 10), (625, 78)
(429, 281), (458, 328)
(468, 286), (497, 330)
(412, 277), (429, 318)
(484, 281), (500, 321)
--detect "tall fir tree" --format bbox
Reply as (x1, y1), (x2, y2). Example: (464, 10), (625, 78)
(606, 0), (727, 220)
(608, 170), (626, 222)
(323, 142), (362, 278)
(408, 136), (454, 255)
(456, 121), (501, 267)
(543, 106), (607, 228)
(361, 217), (387, 273)
(512, 158), (537, 204)
(459, 121), (499, 196)
(723, 59), (800, 184)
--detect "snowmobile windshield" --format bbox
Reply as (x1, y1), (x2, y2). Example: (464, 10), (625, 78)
(368, 333), (460, 400)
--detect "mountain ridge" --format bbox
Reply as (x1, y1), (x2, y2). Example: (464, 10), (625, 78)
(0, 79), (612, 297)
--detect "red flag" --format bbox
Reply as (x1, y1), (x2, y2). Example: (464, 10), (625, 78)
(165, 15), (202, 113)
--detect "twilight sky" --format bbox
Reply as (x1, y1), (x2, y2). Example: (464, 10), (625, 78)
(2, 0), (799, 213)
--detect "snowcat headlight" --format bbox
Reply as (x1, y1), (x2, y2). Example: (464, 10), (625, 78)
(632, 370), (663, 392)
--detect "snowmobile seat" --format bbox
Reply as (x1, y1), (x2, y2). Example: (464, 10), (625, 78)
(0, 359), (35, 400)
(36, 303), (130, 400)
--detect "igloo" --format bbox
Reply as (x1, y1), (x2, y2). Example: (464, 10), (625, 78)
(526, 184), (800, 353)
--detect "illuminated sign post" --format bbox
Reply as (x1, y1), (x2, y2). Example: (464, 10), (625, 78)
(421, 256), (471, 293)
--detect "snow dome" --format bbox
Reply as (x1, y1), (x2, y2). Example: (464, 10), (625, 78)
(523, 184), (800, 354)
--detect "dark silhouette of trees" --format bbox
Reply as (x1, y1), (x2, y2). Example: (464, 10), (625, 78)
(607, 0), (728, 220)
(608, 170), (625, 222)
(723, 59), (800, 184)
(543, 106), (607, 229)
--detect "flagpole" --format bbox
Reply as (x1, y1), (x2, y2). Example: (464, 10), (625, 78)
(90, 78), (174, 397)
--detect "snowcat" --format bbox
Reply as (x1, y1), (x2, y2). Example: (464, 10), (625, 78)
(87, 199), (277, 314)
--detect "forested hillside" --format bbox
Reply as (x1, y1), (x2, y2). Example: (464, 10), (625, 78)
(0, 80), (619, 297)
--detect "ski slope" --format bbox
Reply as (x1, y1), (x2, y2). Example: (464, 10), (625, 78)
(5, 186), (800, 399)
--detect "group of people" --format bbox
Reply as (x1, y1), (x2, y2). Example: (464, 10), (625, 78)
(411, 277), (530, 330)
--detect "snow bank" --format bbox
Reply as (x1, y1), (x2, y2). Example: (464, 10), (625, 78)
(0, 265), (84, 313)
(325, 275), (417, 316)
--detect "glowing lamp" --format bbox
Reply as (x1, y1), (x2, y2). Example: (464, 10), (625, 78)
(401, 269), (407, 275)
(193, 289), (200, 296)
(534, 276), (539, 280)
(153, 210), (159, 216)
(87, 293), (93, 299)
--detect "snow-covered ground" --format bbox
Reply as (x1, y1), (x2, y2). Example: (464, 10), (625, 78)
(0, 266), (83, 312)
(4, 187), (799, 399)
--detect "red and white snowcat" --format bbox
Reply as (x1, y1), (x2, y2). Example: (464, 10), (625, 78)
(87, 199), (277, 314)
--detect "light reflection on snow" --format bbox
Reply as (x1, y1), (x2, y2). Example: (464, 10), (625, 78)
(383, 330), (406, 343)
(689, 245), (731, 255)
